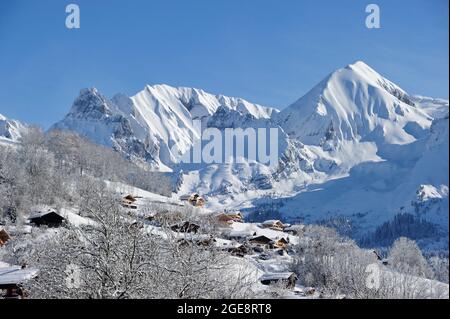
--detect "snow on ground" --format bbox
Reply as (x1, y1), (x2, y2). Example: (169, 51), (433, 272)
(380, 267), (449, 299)
(107, 181), (179, 203)
(59, 207), (97, 227)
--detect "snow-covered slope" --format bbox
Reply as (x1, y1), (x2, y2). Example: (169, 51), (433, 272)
(411, 95), (449, 120)
(0, 113), (27, 143)
(275, 115), (448, 234)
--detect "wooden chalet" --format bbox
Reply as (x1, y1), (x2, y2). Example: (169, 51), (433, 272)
(216, 211), (244, 226)
(0, 265), (39, 299)
(122, 195), (138, 209)
(260, 272), (298, 289)
(181, 193), (206, 207)
(248, 235), (274, 249)
(29, 209), (65, 228)
(260, 220), (285, 231)
(273, 237), (289, 249)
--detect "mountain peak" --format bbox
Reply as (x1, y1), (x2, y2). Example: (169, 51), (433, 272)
(276, 61), (430, 145)
(68, 87), (117, 119)
(346, 60), (373, 71)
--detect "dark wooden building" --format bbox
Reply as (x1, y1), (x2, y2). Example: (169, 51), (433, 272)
(29, 209), (65, 227)
(260, 272), (298, 289)
(248, 235), (274, 249)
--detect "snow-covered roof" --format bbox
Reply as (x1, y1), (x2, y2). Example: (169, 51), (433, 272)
(29, 209), (62, 219)
(0, 266), (39, 286)
(227, 230), (254, 238)
(59, 208), (97, 227)
(248, 235), (273, 242)
(260, 272), (296, 281)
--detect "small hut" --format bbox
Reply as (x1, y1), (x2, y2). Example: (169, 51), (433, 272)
(260, 220), (285, 231)
(123, 194), (137, 202)
(260, 272), (297, 289)
(122, 195), (138, 209)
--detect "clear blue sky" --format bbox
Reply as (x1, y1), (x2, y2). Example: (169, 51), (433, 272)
(0, 0), (448, 128)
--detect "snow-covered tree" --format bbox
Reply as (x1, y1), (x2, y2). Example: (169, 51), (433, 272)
(428, 256), (449, 284)
(388, 237), (434, 279)
(293, 225), (378, 298)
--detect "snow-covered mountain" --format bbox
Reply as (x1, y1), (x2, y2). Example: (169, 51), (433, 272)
(51, 85), (278, 171)
(51, 88), (163, 169)
(275, 61), (432, 146)
(0, 113), (27, 143)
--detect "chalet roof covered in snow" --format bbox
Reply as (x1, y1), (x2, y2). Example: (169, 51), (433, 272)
(29, 208), (61, 219)
(260, 272), (297, 281)
(248, 235), (273, 244)
(227, 230), (255, 239)
(0, 266), (39, 286)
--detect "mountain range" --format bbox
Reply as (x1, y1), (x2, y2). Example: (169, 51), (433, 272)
(1, 61), (448, 249)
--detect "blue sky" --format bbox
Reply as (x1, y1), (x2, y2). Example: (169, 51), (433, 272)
(0, 0), (448, 128)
